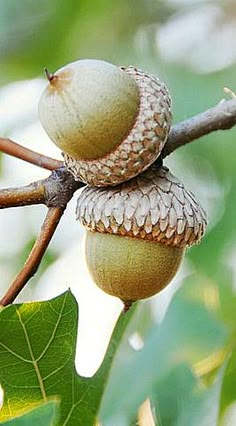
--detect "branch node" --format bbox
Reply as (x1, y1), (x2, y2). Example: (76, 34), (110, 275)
(44, 167), (84, 208)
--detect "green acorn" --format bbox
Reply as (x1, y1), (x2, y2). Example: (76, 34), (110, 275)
(76, 166), (207, 308)
(39, 59), (172, 187)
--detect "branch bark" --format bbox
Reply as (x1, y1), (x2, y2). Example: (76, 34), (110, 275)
(0, 167), (84, 209)
(162, 98), (236, 158)
(0, 168), (84, 305)
(0, 137), (63, 170)
(0, 207), (65, 306)
(0, 181), (45, 208)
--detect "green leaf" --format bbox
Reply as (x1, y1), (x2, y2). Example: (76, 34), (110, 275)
(175, 365), (226, 426)
(150, 363), (226, 426)
(1, 400), (60, 425)
(220, 346), (236, 420)
(99, 279), (228, 425)
(0, 291), (77, 423)
(0, 290), (137, 425)
(150, 363), (197, 425)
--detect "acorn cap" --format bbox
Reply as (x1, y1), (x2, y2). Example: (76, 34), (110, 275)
(64, 65), (172, 187)
(76, 166), (207, 248)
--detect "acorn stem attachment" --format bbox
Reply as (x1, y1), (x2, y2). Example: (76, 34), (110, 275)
(123, 300), (133, 314)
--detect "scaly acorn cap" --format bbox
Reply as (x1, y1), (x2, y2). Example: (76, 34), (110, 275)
(76, 166), (207, 304)
(39, 59), (172, 187)
(76, 166), (207, 248)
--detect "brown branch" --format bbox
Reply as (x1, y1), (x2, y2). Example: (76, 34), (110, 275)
(162, 98), (236, 158)
(0, 168), (83, 306)
(0, 137), (63, 170)
(0, 181), (45, 209)
(0, 167), (84, 209)
(0, 207), (64, 306)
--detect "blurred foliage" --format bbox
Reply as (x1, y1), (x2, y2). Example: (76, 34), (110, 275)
(0, 0), (236, 424)
(99, 278), (229, 424)
(0, 0), (171, 82)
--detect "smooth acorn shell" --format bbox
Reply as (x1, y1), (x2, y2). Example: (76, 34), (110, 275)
(39, 59), (139, 160)
(85, 231), (184, 301)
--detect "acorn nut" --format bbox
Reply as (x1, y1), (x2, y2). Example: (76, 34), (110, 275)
(76, 166), (207, 308)
(39, 59), (172, 187)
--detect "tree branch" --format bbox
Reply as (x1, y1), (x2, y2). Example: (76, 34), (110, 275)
(0, 181), (45, 209)
(0, 207), (64, 306)
(0, 168), (84, 305)
(0, 167), (84, 209)
(162, 98), (236, 158)
(0, 137), (63, 170)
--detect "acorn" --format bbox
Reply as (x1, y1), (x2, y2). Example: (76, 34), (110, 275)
(38, 59), (172, 187)
(76, 166), (207, 309)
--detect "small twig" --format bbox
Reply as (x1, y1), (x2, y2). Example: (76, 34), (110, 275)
(0, 168), (83, 305)
(0, 207), (64, 306)
(0, 137), (63, 170)
(0, 181), (45, 209)
(0, 167), (84, 209)
(162, 98), (236, 158)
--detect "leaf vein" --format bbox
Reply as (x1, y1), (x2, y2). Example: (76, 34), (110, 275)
(0, 341), (32, 363)
(36, 292), (68, 363)
(16, 307), (47, 401)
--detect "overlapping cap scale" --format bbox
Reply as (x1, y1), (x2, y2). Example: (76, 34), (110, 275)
(65, 66), (172, 187)
(76, 166), (207, 248)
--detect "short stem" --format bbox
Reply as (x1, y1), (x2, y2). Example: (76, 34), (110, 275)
(0, 207), (65, 306)
(123, 300), (133, 314)
(0, 137), (63, 170)
(44, 68), (55, 83)
(0, 181), (45, 209)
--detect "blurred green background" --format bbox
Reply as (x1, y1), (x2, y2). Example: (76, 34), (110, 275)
(0, 0), (236, 424)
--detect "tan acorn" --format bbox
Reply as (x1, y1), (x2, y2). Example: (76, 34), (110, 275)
(76, 166), (207, 310)
(38, 59), (172, 187)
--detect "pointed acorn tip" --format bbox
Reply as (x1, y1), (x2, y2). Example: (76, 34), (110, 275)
(44, 68), (56, 83)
